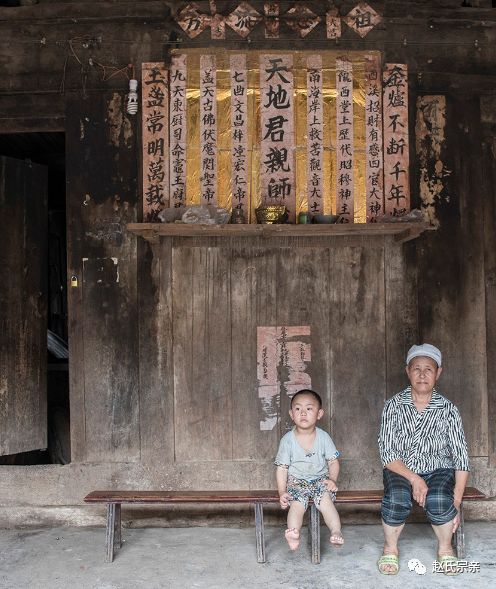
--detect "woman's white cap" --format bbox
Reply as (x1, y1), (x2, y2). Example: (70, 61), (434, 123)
(406, 343), (442, 367)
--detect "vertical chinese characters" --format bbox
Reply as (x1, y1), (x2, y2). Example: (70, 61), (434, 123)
(260, 55), (296, 221)
(230, 55), (249, 218)
(336, 58), (354, 222)
(200, 55), (218, 205)
(169, 55), (187, 208)
(365, 54), (384, 221)
(306, 55), (324, 215)
(142, 63), (169, 221)
(383, 63), (410, 216)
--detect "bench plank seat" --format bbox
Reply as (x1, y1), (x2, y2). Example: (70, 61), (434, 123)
(84, 487), (486, 563)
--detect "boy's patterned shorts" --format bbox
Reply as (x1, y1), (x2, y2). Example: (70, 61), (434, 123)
(287, 475), (337, 511)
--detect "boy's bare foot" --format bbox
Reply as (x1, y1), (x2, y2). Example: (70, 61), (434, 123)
(285, 528), (300, 551)
(330, 530), (344, 546)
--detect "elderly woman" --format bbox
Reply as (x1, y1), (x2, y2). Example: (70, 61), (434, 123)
(377, 343), (469, 576)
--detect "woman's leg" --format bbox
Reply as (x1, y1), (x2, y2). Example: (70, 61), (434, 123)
(423, 469), (458, 557)
(379, 469), (413, 572)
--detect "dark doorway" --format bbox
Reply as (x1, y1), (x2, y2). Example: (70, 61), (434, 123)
(0, 132), (70, 465)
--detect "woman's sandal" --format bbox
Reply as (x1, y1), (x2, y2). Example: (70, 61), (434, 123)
(377, 554), (399, 575)
(329, 531), (344, 547)
(437, 555), (461, 576)
(284, 528), (300, 551)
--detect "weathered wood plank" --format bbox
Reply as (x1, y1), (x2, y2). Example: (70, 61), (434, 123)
(0, 2), (171, 20)
(83, 488), (487, 504)
(65, 91), (139, 462)
(173, 247), (232, 461)
(231, 246), (278, 461)
(385, 237), (418, 397)
(417, 98), (488, 456)
(138, 239), (174, 464)
(276, 248), (331, 435)
(482, 133), (496, 466)
(329, 241), (386, 462)
(0, 156), (47, 455)
(127, 222), (433, 242)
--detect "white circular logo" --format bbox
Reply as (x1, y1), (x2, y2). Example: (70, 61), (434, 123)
(408, 558), (426, 575)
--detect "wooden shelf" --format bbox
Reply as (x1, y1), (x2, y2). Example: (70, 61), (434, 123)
(127, 222), (433, 244)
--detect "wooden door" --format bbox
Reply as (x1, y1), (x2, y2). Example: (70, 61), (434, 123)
(0, 155), (48, 455)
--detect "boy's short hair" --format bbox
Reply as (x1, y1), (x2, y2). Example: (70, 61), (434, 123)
(290, 389), (323, 408)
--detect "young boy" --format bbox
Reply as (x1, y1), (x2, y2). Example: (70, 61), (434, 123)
(275, 389), (343, 551)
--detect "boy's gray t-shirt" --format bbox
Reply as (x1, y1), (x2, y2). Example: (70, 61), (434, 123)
(274, 427), (339, 481)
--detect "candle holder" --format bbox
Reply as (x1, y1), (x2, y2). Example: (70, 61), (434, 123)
(255, 205), (288, 224)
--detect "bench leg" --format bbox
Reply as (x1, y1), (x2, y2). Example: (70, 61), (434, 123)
(114, 503), (122, 550)
(254, 503), (266, 563)
(105, 503), (117, 563)
(310, 504), (321, 564)
(453, 502), (465, 558)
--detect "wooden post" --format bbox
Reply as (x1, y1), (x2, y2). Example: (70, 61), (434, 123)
(310, 503), (321, 564)
(105, 503), (116, 563)
(254, 503), (266, 563)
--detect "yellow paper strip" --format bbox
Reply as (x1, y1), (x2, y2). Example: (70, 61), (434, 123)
(365, 54), (384, 221)
(230, 55), (250, 219)
(169, 54), (187, 208)
(200, 55), (218, 205)
(336, 57), (354, 223)
(306, 55), (324, 215)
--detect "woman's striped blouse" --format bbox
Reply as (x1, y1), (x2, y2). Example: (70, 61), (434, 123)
(378, 387), (470, 474)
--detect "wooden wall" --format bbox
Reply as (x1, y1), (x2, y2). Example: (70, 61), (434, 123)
(134, 234), (415, 488)
(0, 2), (495, 507)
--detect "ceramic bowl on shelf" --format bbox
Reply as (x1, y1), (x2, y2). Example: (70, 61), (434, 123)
(311, 214), (340, 224)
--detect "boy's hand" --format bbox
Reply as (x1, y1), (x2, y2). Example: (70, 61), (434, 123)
(324, 478), (338, 492)
(279, 492), (292, 509)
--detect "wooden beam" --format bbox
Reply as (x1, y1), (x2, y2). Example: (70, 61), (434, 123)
(127, 222), (433, 243)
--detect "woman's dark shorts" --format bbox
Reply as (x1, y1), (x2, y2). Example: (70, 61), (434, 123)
(381, 468), (457, 526)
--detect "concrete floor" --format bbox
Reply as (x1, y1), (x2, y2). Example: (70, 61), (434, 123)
(0, 523), (494, 589)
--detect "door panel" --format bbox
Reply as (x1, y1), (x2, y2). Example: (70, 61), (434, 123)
(0, 155), (47, 455)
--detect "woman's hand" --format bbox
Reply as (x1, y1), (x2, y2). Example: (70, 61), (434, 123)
(323, 478), (338, 492)
(279, 492), (292, 509)
(411, 475), (428, 507)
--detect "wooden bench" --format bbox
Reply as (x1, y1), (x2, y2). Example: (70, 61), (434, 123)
(84, 487), (486, 564)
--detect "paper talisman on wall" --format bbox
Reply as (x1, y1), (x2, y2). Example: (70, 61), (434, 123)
(257, 326), (311, 431)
